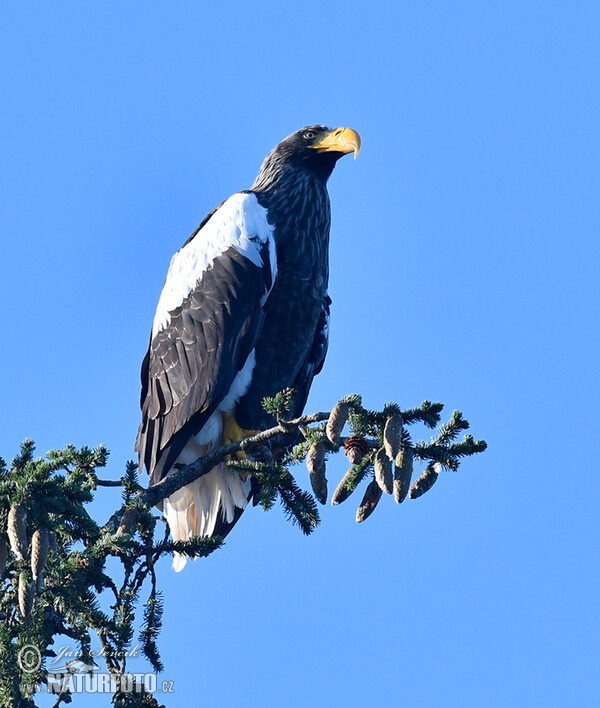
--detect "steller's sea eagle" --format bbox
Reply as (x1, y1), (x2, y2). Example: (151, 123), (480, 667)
(135, 125), (360, 570)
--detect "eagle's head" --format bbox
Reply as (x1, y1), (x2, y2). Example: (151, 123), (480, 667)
(281, 124), (361, 161)
(252, 125), (361, 190)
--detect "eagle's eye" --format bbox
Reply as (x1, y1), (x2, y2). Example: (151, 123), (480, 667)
(303, 130), (317, 140)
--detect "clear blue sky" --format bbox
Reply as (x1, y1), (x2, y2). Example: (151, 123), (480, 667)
(1, 2), (599, 706)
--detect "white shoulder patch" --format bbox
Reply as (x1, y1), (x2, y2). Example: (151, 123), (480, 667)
(152, 192), (276, 337)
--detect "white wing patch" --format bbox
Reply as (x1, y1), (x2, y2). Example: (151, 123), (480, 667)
(152, 192), (275, 337)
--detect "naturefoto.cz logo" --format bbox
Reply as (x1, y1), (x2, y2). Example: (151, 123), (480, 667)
(17, 644), (175, 696)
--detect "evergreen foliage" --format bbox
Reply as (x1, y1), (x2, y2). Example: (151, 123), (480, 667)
(0, 394), (486, 706)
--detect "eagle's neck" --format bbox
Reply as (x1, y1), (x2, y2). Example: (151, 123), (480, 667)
(251, 163), (332, 248)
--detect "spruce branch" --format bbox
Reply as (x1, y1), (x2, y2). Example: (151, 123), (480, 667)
(0, 392), (486, 707)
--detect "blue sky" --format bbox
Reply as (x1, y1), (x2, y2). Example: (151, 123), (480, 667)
(1, 2), (599, 706)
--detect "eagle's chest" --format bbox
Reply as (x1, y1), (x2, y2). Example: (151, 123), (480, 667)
(235, 216), (330, 429)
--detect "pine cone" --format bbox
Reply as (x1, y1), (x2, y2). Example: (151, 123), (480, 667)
(344, 435), (370, 465)
(18, 571), (34, 617)
(409, 464), (439, 499)
(31, 529), (49, 590)
(116, 508), (140, 537)
(306, 441), (327, 505)
(393, 447), (413, 504)
(8, 504), (28, 561)
(356, 479), (383, 523)
(332, 467), (356, 506)
(326, 402), (350, 444)
(383, 414), (403, 460)
(374, 447), (393, 494)
(0, 536), (7, 577)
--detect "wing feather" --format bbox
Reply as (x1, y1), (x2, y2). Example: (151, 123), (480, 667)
(136, 192), (276, 486)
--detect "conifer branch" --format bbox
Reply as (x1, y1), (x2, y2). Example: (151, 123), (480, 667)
(0, 392), (486, 707)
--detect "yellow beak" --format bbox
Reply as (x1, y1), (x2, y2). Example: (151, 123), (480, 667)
(309, 127), (361, 159)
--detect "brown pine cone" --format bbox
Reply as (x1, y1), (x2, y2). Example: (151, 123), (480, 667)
(332, 467), (357, 506)
(356, 479), (383, 523)
(343, 435), (370, 465)
(306, 441), (327, 505)
(31, 529), (49, 590)
(409, 463), (439, 499)
(116, 508), (140, 537)
(383, 414), (403, 460)
(394, 447), (413, 504)
(8, 504), (28, 561)
(326, 402), (350, 444)
(18, 572), (34, 617)
(374, 447), (393, 494)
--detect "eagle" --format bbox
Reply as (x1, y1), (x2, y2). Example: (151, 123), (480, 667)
(135, 125), (360, 570)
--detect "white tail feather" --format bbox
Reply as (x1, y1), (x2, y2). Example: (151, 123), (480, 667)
(164, 462), (251, 572)
(162, 361), (257, 571)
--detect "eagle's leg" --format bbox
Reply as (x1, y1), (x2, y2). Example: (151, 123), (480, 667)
(221, 412), (258, 465)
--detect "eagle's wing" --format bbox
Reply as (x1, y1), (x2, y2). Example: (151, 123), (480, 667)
(135, 192), (276, 487)
(290, 294), (331, 416)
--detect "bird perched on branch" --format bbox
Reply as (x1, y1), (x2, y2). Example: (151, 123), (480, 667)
(135, 125), (360, 569)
